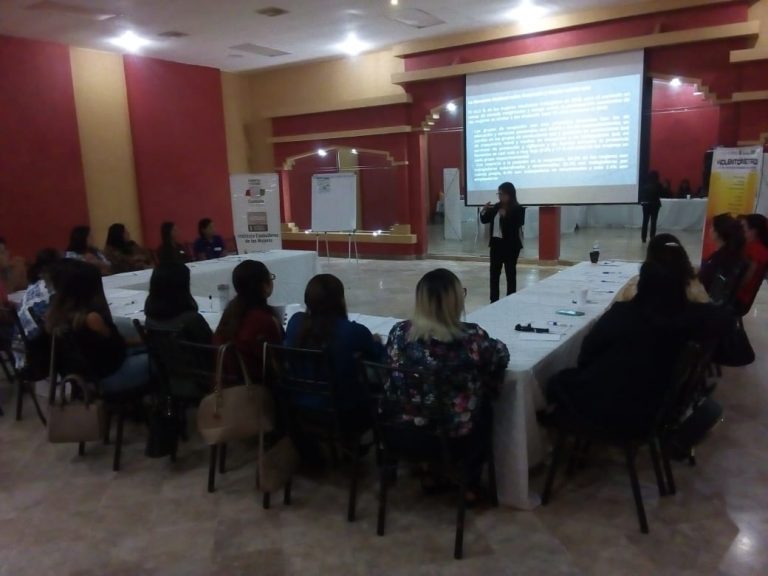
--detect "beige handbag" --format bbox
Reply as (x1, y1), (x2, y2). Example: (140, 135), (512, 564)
(197, 343), (275, 446)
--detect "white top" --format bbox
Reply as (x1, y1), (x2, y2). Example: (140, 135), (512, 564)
(493, 210), (503, 238)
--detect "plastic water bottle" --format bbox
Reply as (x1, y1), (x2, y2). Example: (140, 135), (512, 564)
(590, 241), (600, 264)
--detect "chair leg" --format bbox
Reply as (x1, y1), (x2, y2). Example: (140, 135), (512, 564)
(347, 445), (361, 522)
(283, 480), (292, 506)
(262, 492), (271, 510)
(113, 408), (125, 472)
(218, 443), (227, 474)
(28, 385), (47, 426)
(15, 380), (24, 421)
(78, 441), (86, 456)
(625, 446), (649, 534)
(660, 442), (677, 495)
(454, 474), (467, 560)
(649, 438), (668, 497)
(377, 463), (389, 536)
(542, 431), (567, 505)
(207, 445), (218, 493)
(103, 411), (112, 445)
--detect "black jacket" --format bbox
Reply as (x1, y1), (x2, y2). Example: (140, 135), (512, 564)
(480, 203), (525, 250)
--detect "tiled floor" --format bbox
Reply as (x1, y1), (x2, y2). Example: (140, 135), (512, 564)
(1, 257), (766, 575)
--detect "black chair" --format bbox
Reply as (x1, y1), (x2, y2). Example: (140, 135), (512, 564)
(48, 329), (150, 471)
(0, 306), (48, 424)
(360, 361), (498, 560)
(541, 342), (709, 534)
(266, 343), (374, 519)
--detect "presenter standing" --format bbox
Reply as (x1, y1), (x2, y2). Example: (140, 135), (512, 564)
(640, 170), (663, 243)
(480, 182), (526, 302)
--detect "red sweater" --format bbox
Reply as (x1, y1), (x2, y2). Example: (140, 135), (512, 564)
(214, 308), (282, 382)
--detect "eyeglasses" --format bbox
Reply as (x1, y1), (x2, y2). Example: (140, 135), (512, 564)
(463, 287), (468, 297)
(270, 273), (276, 280)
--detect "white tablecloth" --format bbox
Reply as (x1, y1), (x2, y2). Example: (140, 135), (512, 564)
(102, 250), (318, 306)
(466, 261), (639, 509)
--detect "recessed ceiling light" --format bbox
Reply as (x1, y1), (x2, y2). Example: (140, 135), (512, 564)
(351, 148), (358, 155)
(337, 32), (369, 56)
(109, 31), (150, 53)
(670, 77), (682, 87)
(507, 1), (548, 23)
(390, 0), (399, 5)
(446, 102), (457, 113)
(317, 148), (328, 157)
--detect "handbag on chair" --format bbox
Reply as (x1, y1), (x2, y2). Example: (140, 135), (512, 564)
(47, 336), (105, 444)
(197, 343), (275, 445)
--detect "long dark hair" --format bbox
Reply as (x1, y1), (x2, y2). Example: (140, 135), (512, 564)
(216, 260), (274, 341)
(635, 260), (688, 317)
(498, 182), (520, 207)
(160, 222), (176, 247)
(145, 263), (198, 321)
(198, 218), (212, 238)
(28, 248), (60, 284)
(46, 259), (112, 334)
(712, 213), (745, 255)
(297, 274), (348, 348)
(646, 233), (696, 281)
(67, 225), (91, 254)
(743, 213), (768, 247)
(105, 223), (130, 254)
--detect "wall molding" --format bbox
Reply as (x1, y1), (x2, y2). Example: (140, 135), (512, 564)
(391, 21), (760, 84)
(391, 0), (737, 57)
(731, 90), (768, 102)
(269, 125), (413, 144)
(730, 46), (768, 62)
(264, 94), (411, 119)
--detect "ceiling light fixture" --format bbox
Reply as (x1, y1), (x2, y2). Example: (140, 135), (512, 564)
(390, 0), (399, 5)
(670, 77), (682, 88)
(507, 1), (548, 23)
(337, 32), (368, 56)
(317, 148), (328, 157)
(432, 113), (440, 119)
(446, 102), (457, 113)
(109, 30), (150, 53)
(351, 148), (358, 155)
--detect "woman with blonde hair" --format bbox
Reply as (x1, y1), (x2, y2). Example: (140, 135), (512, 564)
(385, 268), (509, 499)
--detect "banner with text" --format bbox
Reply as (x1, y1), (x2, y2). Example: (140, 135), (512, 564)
(701, 146), (763, 260)
(230, 173), (282, 253)
(756, 153), (768, 217)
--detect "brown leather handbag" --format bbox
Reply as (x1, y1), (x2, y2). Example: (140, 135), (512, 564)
(197, 343), (275, 445)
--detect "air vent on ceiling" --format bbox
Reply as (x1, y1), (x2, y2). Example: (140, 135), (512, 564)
(25, 0), (117, 21)
(256, 6), (289, 17)
(158, 30), (189, 38)
(229, 43), (290, 57)
(388, 8), (444, 29)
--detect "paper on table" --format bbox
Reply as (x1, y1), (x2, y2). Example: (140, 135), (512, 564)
(518, 333), (561, 342)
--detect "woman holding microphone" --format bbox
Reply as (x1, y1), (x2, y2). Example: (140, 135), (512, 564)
(480, 182), (525, 302)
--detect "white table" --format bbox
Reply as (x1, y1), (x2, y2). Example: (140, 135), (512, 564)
(583, 198), (707, 231)
(102, 250), (319, 306)
(466, 261), (639, 509)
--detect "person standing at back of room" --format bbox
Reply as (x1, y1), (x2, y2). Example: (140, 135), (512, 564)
(193, 218), (226, 261)
(479, 182), (525, 302)
(639, 170), (663, 243)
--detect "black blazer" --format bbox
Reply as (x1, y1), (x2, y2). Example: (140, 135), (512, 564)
(480, 203), (525, 250)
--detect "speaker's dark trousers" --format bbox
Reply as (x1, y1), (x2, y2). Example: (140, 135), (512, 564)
(490, 238), (520, 302)
(641, 204), (660, 242)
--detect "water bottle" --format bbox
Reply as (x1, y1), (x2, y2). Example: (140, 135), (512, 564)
(589, 241), (600, 264)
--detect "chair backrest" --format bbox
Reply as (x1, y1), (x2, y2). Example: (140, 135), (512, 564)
(709, 259), (749, 308)
(654, 341), (712, 434)
(266, 342), (342, 439)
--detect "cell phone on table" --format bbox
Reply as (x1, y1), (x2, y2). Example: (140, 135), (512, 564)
(555, 309), (585, 317)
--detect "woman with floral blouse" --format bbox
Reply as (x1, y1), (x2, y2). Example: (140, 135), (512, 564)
(385, 268), (509, 500)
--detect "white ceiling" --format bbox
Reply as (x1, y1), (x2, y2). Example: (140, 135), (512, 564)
(0, 0), (649, 72)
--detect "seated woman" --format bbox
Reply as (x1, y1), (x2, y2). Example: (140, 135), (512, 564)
(214, 260), (282, 381)
(157, 221), (190, 266)
(699, 213), (746, 300)
(65, 226), (111, 276)
(385, 269), (509, 497)
(617, 234), (709, 303)
(736, 214), (768, 313)
(193, 218), (226, 261)
(546, 261), (730, 438)
(45, 259), (149, 396)
(104, 223), (152, 273)
(677, 178), (694, 198)
(12, 249), (60, 370)
(285, 274), (386, 433)
(144, 263), (212, 343)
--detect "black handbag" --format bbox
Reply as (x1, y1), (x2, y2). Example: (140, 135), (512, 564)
(713, 317), (755, 367)
(145, 396), (179, 458)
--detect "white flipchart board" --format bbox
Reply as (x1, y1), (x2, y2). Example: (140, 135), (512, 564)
(757, 153), (768, 216)
(311, 172), (358, 232)
(443, 168), (462, 240)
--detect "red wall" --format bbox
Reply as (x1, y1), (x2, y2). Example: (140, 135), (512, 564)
(123, 56), (232, 249)
(0, 36), (88, 258)
(649, 81), (720, 193)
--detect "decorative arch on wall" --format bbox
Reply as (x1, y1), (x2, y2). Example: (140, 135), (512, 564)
(281, 145), (400, 171)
